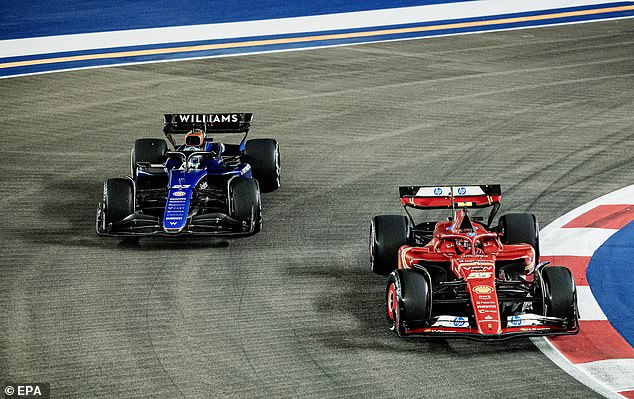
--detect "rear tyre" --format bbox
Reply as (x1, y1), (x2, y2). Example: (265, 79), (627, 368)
(538, 266), (577, 321)
(370, 215), (411, 275)
(386, 269), (432, 336)
(103, 178), (134, 225)
(229, 177), (262, 234)
(499, 213), (540, 261)
(131, 138), (168, 177)
(244, 139), (280, 193)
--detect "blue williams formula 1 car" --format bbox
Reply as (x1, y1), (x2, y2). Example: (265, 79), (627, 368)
(96, 113), (280, 237)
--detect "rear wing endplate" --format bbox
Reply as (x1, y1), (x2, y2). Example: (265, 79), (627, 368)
(163, 113), (253, 134)
(399, 185), (501, 209)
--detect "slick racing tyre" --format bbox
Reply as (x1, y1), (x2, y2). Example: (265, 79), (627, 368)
(370, 215), (411, 275)
(229, 177), (262, 234)
(103, 178), (134, 225)
(499, 213), (540, 261)
(538, 266), (577, 321)
(244, 139), (280, 193)
(131, 138), (168, 178)
(386, 269), (432, 336)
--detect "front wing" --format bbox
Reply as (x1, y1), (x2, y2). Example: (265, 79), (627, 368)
(96, 209), (258, 237)
(400, 314), (579, 340)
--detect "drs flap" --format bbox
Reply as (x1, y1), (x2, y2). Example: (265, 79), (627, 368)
(399, 185), (501, 208)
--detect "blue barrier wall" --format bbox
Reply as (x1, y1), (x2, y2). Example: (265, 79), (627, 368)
(2, 1), (633, 78)
(0, 0), (473, 40)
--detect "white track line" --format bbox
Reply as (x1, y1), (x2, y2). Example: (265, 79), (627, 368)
(577, 286), (608, 321)
(532, 338), (626, 399)
(577, 359), (634, 392)
(540, 228), (616, 256)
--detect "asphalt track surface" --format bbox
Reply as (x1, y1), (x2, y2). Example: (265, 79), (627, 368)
(1, 19), (633, 399)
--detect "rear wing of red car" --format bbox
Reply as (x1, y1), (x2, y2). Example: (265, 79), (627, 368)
(163, 113), (253, 134)
(399, 185), (501, 209)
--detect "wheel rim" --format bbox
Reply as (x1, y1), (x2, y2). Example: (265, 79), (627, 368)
(274, 144), (281, 186)
(369, 222), (375, 268)
(387, 282), (398, 330)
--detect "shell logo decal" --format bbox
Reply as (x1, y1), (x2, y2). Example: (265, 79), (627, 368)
(473, 285), (494, 294)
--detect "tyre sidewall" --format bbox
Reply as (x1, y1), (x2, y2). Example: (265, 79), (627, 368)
(104, 178), (134, 225)
(229, 177), (262, 232)
(244, 139), (280, 192)
(538, 266), (577, 320)
(131, 138), (168, 178)
(500, 213), (540, 262)
(371, 215), (410, 275)
(386, 269), (432, 336)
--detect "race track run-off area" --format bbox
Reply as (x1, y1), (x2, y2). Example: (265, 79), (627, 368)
(535, 186), (634, 398)
(1, 1), (634, 399)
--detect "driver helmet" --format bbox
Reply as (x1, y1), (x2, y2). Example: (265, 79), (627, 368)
(184, 129), (205, 149)
(183, 129), (206, 169)
(456, 238), (472, 254)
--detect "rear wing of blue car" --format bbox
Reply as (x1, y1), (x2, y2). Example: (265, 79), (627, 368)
(163, 113), (253, 134)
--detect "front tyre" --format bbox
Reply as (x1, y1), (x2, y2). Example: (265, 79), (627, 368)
(386, 269), (432, 336)
(102, 178), (135, 226)
(538, 266), (577, 322)
(244, 139), (280, 193)
(229, 177), (262, 234)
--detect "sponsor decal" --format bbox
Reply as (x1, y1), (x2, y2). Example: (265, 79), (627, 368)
(171, 184), (191, 189)
(457, 186), (467, 195)
(463, 266), (493, 271)
(473, 285), (493, 294)
(478, 309), (497, 314)
(478, 295), (492, 300)
(168, 222), (178, 226)
(433, 187), (443, 195)
(520, 327), (546, 332)
(177, 114), (239, 123)
(453, 317), (466, 327)
(172, 191), (186, 197)
(468, 272), (493, 279)
(510, 315), (522, 326)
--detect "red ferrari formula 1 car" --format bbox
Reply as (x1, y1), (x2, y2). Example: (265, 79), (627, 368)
(370, 185), (579, 340)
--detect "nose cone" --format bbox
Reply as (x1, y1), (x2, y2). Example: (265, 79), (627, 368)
(455, 259), (502, 335)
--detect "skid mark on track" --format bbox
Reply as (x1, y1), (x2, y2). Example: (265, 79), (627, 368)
(236, 283), (269, 392)
(290, 326), (336, 384)
(244, 57), (634, 105)
(145, 261), (186, 399)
